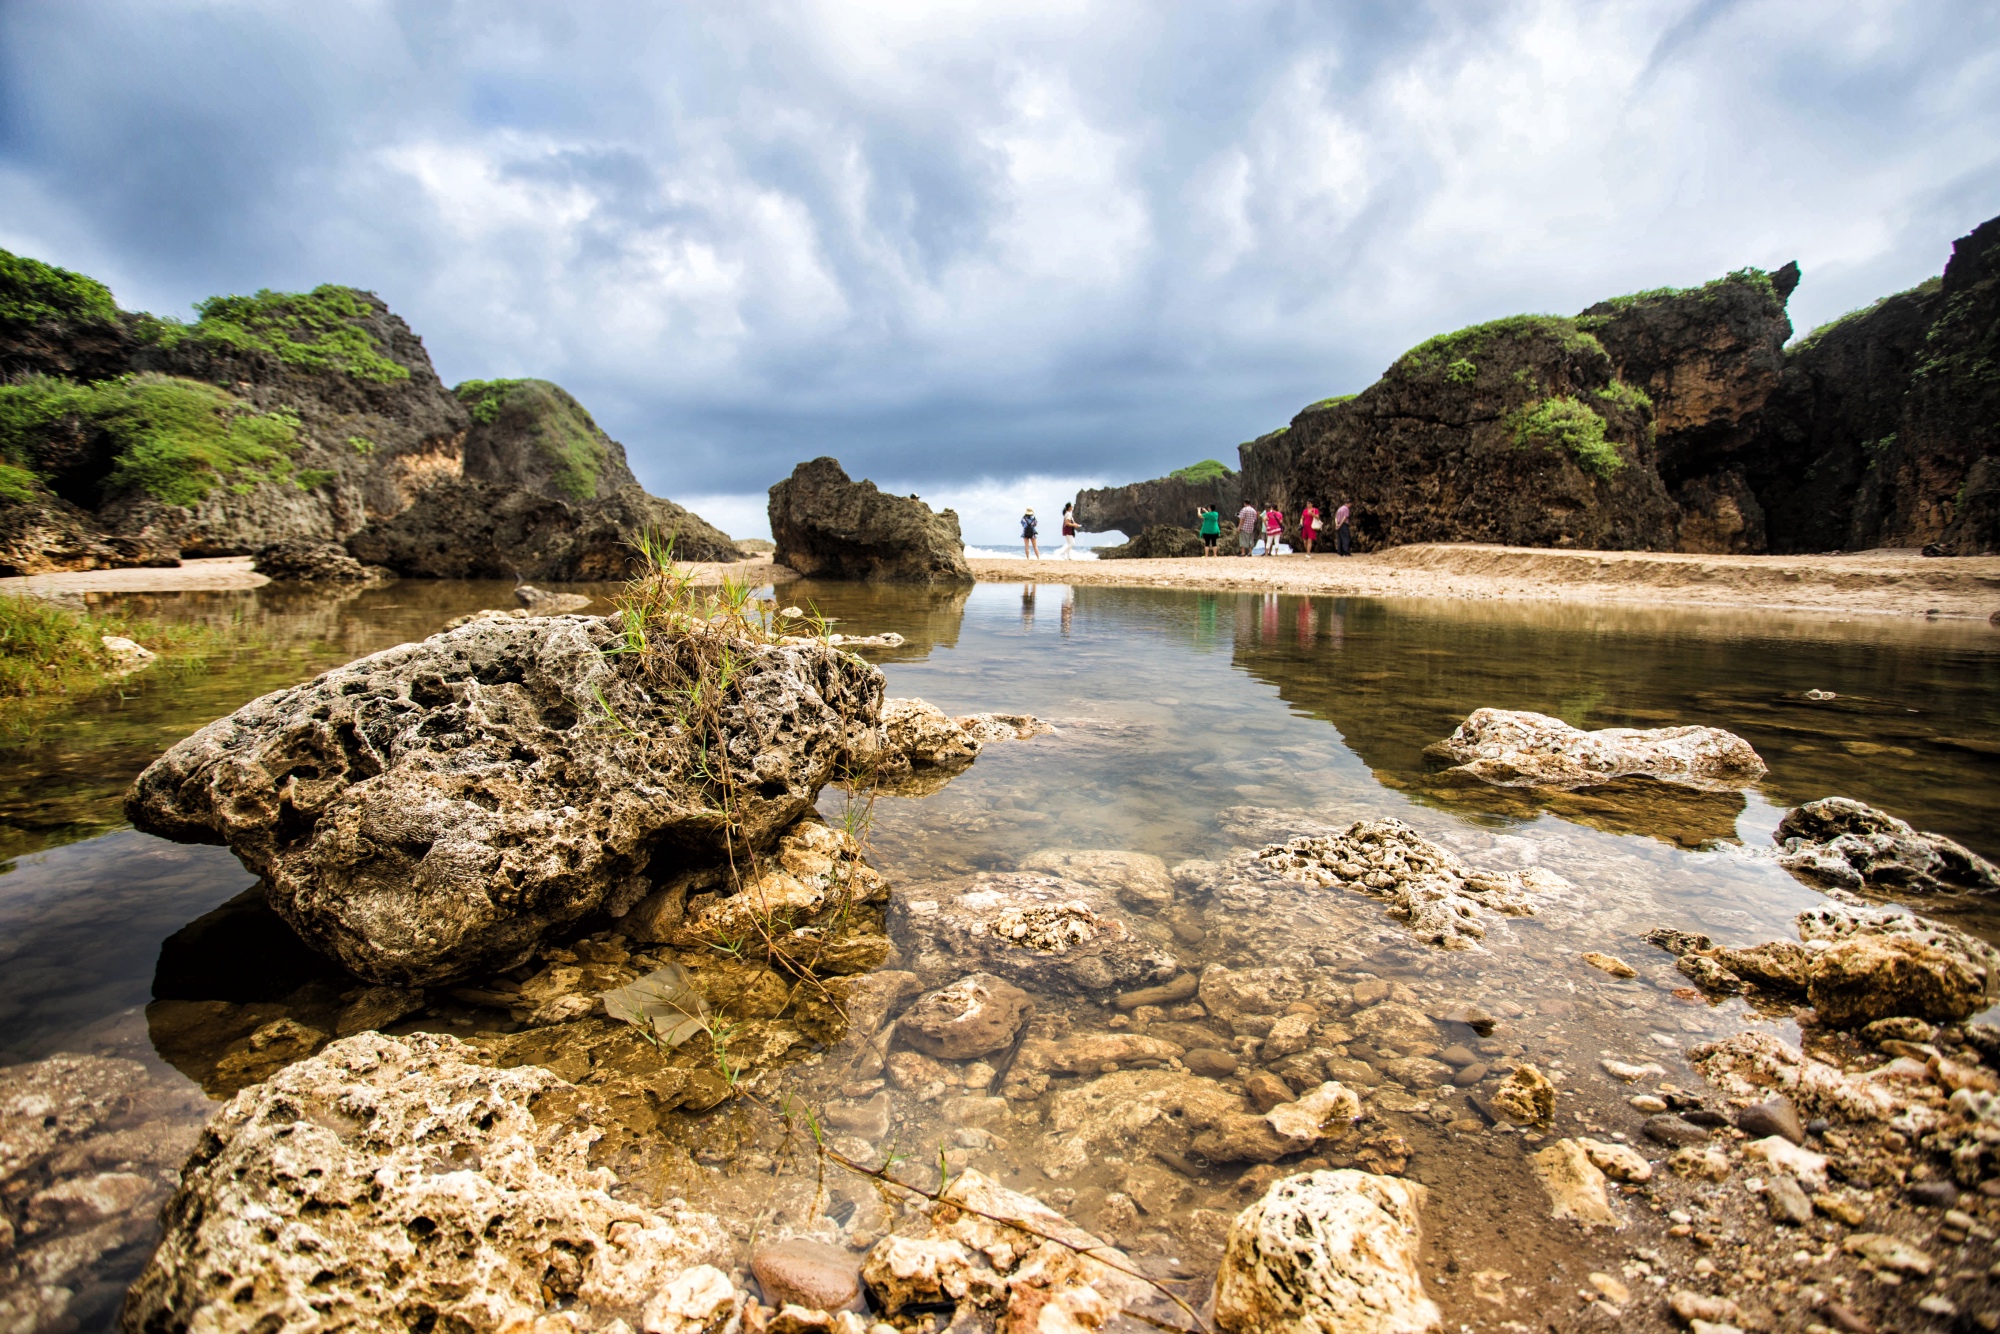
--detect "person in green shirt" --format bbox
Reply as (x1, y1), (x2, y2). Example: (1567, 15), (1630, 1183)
(1198, 505), (1222, 556)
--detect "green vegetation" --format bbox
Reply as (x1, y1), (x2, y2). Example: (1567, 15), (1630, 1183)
(0, 373), (302, 506)
(1444, 358), (1478, 384)
(141, 285), (410, 384)
(1395, 314), (1606, 377)
(1509, 395), (1625, 477)
(1583, 266), (1780, 317)
(0, 463), (42, 503)
(0, 248), (119, 327)
(1913, 276), (1999, 393)
(1168, 459), (1234, 483)
(1308, 393), (1358, 410)
(294, 468), (337, 491)
(1592, 379), (1654, 415)
(455, 378), (611, 500)
(0, 595), (214, 698)
(347, 435), (375, 456)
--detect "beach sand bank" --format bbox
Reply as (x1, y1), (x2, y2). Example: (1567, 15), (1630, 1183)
(972, 542), (2000, 620)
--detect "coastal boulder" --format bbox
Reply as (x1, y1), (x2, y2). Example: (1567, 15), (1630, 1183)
(118, 1031), (731, 1334)
(1073, 464), (1240, 540)
(768, 458), (972, 583)
(252, 538), (382, 583)
(346, 477), (739, 578)
(1095, 524), (1204, 559)
(1808, 934), (1987, 1027)
(888, 871), (1179, 996)
(1775, 797), (2000, 896)
(1213, 1170), (1439, 1334)
(127, 612), (882, 985)
(1426, 708), (1766, 791)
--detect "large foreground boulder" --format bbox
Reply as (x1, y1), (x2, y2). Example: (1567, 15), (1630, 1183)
(1425, 707), (1766, 791)
(118, 1031), (729, 1334)
(126, 612), (882, 985)
(1775, 797), (2000, 896)
(347, 477), (739, 578)
(1213, 1170), (1439, 1334)
(768, 457), (972, 582)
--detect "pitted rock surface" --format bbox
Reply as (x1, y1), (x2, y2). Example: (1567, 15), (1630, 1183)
(1427, 708), (1766, 791)
(119, 1031), (729, 1334)
(1776, 797), (2000, 897)
(888, 871), (1179, 996)
(897, 973), (1033, 1060)
(126, 613), (883, 984)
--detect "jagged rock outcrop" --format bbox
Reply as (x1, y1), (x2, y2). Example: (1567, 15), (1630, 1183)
(118, 1031), (730, 1334)
(251, 538), (383, 583)
(1072, 463), (1240, 538)
(346, 477), (738, 578)
(1775, 797), (2000, 896)
(1425, 708), (1767, 791)
(0, 246), (734, 562)
(1754, 215), (2000, 553)
(126, 611), (882, 985)
(1095, 524), (1205, 559)
(455, 377), (641, 502)
(768, 458), (971, 583)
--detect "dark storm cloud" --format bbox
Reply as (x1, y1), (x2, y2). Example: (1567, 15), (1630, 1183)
(2, 0), (1997, 539)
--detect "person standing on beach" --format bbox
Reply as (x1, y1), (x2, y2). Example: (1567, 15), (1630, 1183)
(1060, 503), (1078, 559)
(1199, 504), (1222, 556)
(1021, 508), (1040, 558)
(1300, 501), (1321, 555)
(1236, 502), (1258, 555)
(1263, 504), (1284, 555)
(1333, 500), (1352, 557)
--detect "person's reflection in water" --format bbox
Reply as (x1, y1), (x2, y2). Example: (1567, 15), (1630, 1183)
(1060, 587), (1074, 638)
(1327, 598), (1346, 650)
(1022, 584), (1036, 630)
(1261, 593), (1280, 642)
(1296, 598), (1316, 647)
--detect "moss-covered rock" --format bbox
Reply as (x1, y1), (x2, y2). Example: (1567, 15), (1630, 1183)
(455, 378), (640, 502)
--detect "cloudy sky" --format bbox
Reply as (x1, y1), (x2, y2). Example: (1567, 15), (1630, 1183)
(3, 1), (1996, 543)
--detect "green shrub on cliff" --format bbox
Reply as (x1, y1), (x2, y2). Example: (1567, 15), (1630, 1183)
(1308, 393), (1357, 410)
(0, 249), (119, 328)
(1509, 395), (1625, 477)
(0, 462), (42, 503)
(1396, 315), (1605, 377)
(1169, 459), (1234, 483)
(1584, 266), (1779, 317)
(142, 286), (411, 384)
(0, 373), (302, 506)
(454, 377), (611, 500)
(1592, 379), (1654, 416)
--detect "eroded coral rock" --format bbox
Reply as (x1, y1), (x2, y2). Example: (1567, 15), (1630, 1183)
(1808, 934), (1987, 1027)
(1427, 707), (1766, 791)
(1531, 1139), (1621, 1229)
(120, 1031), (730, 1333)
(898, 973), (1033, 1060)
(889, 871), (1179, 996)
(1777, 797), (2000, 896)
(126, 613), (882, 985)
(1213, 1170), (1440, 1334)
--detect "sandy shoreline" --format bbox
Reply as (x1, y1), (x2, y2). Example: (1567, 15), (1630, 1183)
(973, 542), (2000, 621)
(6, 545), (1996, 622)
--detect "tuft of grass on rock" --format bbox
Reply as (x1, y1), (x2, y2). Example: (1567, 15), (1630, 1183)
(1509, 395), (1626, 478)
(1168, 459), (1235, 484)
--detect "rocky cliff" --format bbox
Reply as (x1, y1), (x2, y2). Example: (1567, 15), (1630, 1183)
(0, 249), (731, 573)
(1072, 461), (1241, 537)
(1165, 213), (1997, 556)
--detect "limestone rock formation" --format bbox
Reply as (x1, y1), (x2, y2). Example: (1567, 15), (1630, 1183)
(1212, 1170), (1439, 1334)
(1072, 463), (1240, 539)
(251, 538), (383, 583)
(455, 377), (641, 502)
(347, 477), (738, 578)
(0, 494), (178, 576)
(888, 870), (1180, 996)
(897, 973), (1033, 1059)
(1775, 797), (2000, 896)
(1426, 708), (1766, 791)
(1094, 524), (1205, 559)
(126, 611), (883, 985)
(118, 1031), (730, 1334)
(768, 458), (971, 583)
(844, 698), (1051, 795)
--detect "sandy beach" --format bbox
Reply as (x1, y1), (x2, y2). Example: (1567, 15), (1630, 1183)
(974, 542), (2000, 620)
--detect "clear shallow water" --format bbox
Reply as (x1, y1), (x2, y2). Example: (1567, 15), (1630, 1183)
(4, 576), (1999, 1326)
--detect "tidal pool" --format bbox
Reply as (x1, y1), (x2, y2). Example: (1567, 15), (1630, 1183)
(3, 577), (1997, 1329)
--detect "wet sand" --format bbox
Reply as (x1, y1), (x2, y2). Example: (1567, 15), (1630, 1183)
(975, 544), (2000, 620)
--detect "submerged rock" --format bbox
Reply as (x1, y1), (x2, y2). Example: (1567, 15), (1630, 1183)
(898, 973), (1032, 1060)
(1254, 819), (1564, 950)
(1425, 707), (1766, 791)
(845, 697), (1051, 794)
(1020, 848), (1175, 912)
(768, 457), (972, 583)
(1775, 796), (2000, 896)
(127, 612), (882, 985)
(513, 582), (592, 613)
(1213, 1170), (1439, 1334)
(889, 870), (1179, 996)
(119, 1031), (730, 1334)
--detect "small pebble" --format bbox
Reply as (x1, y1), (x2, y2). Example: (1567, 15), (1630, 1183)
(1909, 1180), (1961, 1209)
(1453, 1063), (1487, 1087)
(1643, 1114), (1710, 1146)
(1736, 1097), (1804, 1145)
(1630, 1095), (1669, 1113)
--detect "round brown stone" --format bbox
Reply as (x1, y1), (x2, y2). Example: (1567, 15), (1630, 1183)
(897, 973), (1032, 1060)
(1185, 1047), (1239, 1078)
